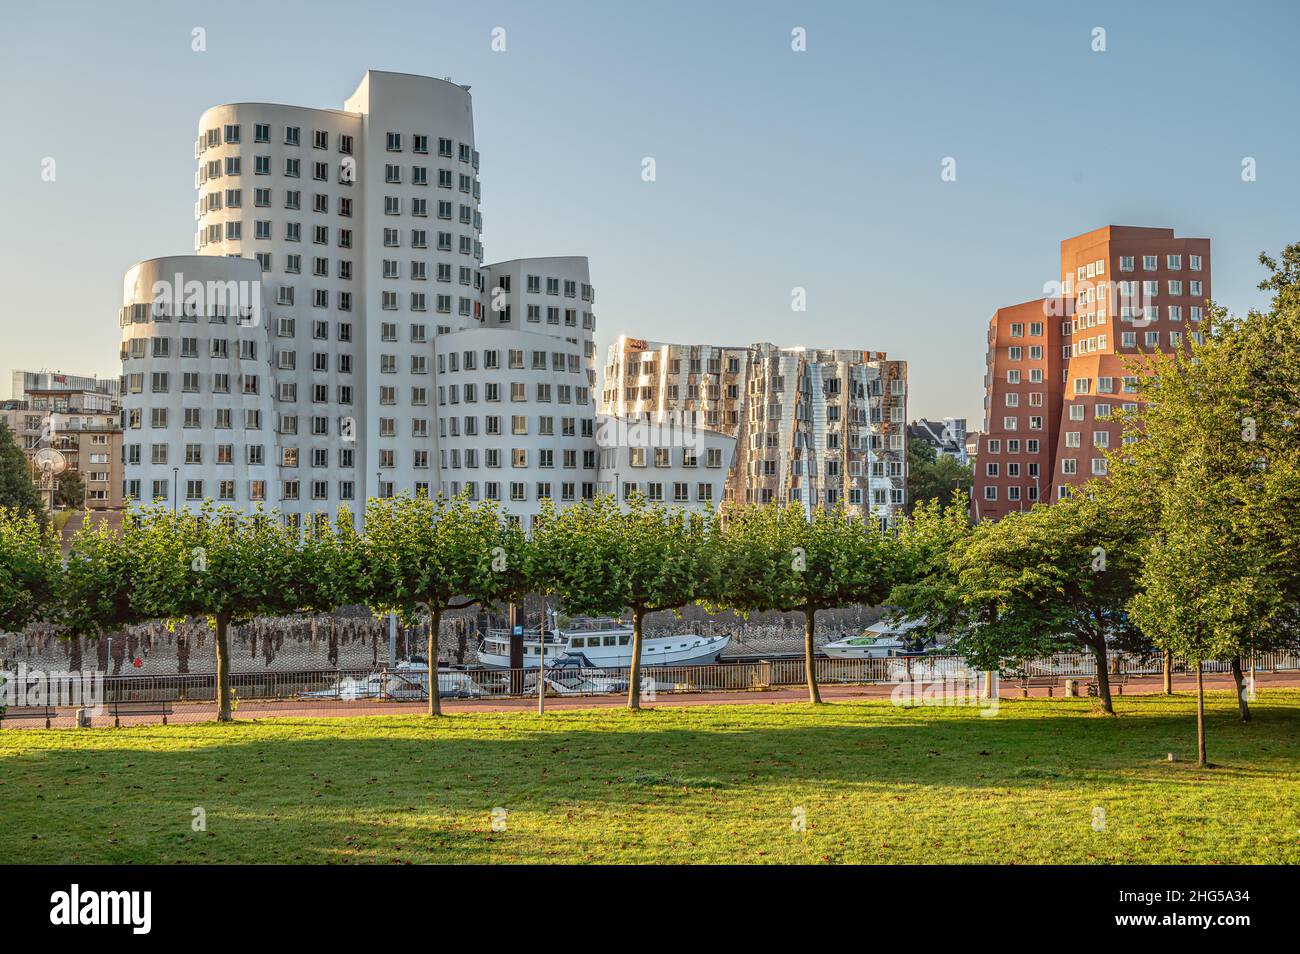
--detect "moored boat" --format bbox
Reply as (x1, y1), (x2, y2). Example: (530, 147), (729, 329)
(476, 617), (729, 669)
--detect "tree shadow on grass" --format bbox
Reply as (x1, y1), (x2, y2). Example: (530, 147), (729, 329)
(2, 699), (1297, 863)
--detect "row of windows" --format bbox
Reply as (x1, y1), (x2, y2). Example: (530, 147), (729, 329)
(984, 438), (1041, 455)
(983, 462), (1042, 478)
(1004, 322), (1047, 338)
(124, 404), (357, 430)
(438, 349), (584, 374)
(203, 126), (479, 165)
(128, 372), (361, 400)
(439, 446), (598, 470)
(245, 281), (482, 317)
(131, 476), (369, 503)
(1078, 279), (1205, 301)
(623, 355), (744, 376)
(205, 155), (479, 196)
(202, 188), (368, 218)
(205, 220), (481, 261)
(446, 481), (599, 504)
(441, 414), (594, 437)
(980, 485), (1042, 503)
(1116, 253), (1203, 273)
(217, 222), (481, 255)
(437, 382), (593, 406)
(598, 446), (728, 469)
(202, 124), (356, 154)
(1066, 253), (1203, 289)
(202, 188), (476, 228)
(200, 149), (480, 196)
(126, 442), (354, 469)
(489, 304), (594, 328)
(496, 274), (593, 300)
(124, 338), (263, 360)
(744, 486), (905, 507)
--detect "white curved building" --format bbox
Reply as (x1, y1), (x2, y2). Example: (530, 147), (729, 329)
(449, 256), (596, 522)
(122, 71), (710, 525)
(594, 413), (736, 513)
(119, 255), (275, 510)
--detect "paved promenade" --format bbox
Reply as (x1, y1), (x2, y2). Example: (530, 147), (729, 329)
(6, 670), (1297, 728)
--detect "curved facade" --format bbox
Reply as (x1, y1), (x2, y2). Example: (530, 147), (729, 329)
(121, 70), (712, 524)
(119, 255), (274, 510)
(601, 338), (908, 524)
(973, 225), (1211, 520)
(434, 320), (596, 524)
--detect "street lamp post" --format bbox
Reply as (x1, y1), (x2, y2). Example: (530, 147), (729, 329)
(172, 466), (179, 514)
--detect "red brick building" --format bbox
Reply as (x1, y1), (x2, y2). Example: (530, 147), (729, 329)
(973, 226), (1210, 520)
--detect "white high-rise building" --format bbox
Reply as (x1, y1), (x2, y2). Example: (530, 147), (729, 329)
(119, 70), (725, 526)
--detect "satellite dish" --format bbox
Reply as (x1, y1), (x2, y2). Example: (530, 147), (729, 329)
(32, 447), (68, 475)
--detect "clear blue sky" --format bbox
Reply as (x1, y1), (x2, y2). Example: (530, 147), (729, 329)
(2, 0), (1297, 425)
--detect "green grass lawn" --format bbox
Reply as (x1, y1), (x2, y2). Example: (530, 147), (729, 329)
(3, 690), (1298, 864)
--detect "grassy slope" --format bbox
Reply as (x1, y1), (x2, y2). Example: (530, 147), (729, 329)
(2, 691), (1298, 864)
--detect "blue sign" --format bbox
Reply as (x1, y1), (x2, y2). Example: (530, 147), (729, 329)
(512, 625), (524, 637)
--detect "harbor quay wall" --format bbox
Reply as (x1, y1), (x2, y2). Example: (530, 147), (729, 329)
(1, 603), (888, 676)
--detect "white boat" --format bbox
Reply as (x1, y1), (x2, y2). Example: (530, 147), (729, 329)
(477, 617), (729, 669)
(300, 661), (492, 700)
(822, 618), (929, 659)
(886, 656), (976, 681)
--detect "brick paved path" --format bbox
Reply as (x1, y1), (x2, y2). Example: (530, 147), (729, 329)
(6, 670), (1296, 729)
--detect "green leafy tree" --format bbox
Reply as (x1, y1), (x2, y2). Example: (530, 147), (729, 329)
(61, 509), (147, 640)
(898, 491), (1143, 715)
(54, 470), (85, 510)
(717, 503), (899, 704)
(296, 509), (368, 617)
(1115, 246), (1300, 760)
(529, 493), (716, 710)
(1128, 487), (1270, 766)
(129, 503), (308, 721)
(358, 492), (526, 716)
(0, 422), (44, 520)
(907, 440), (973, 515)
(888, 493), (976, 643)
(0, 506), (61, 633)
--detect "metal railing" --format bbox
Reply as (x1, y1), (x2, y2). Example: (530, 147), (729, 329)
(4, 651), (1298, 727)
(81, 651), (1300, 701)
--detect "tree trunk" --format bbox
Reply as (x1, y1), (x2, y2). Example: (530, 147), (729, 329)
(1089, 639), (1115, 715)
(1230, 656), (1251, 723)
(426, 608), (442, 717)
(627, 607), (645, 711)
(215, 613), (233, 722)
(1195, 663), (1207, 767)
(1163, 649), (1172, 694)
(804, 607), (822, 704)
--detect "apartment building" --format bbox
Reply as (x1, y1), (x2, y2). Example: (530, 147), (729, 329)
(973, 226), (1210, 519)
(909, 417), (969, 465)
(594, 413), (736, 513)
(119, 70), (694, 526)
(973, 297), (1066, 518)
(11, 371), (119, 404)
(601, 338), (908, 524)
(1, 383), (123, 509)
